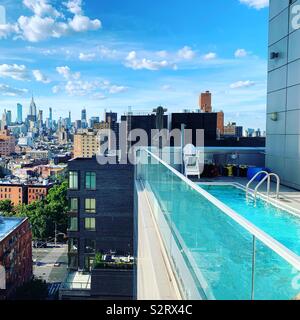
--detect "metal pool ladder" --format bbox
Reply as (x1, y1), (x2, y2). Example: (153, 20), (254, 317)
(246, 171), (280, 201)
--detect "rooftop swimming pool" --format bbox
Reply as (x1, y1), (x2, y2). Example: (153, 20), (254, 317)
(0, 217), (23, 241)
(137, 149), (300, 300)
(200, 184), (300, 256)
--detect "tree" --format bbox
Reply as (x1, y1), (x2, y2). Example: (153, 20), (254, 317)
(13, 180), (69, 240)
(0, 200), (14, 216)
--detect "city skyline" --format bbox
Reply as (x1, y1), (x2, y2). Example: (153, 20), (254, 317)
(0, 0), (269, 129)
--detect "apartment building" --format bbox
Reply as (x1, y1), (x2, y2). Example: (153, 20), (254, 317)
(0, 184), (25, 206)
(0, 182), (53, 206)
(267, 0), (300, 189)
(0, 129), (15, 156)
(0, 217), (32, 299)
(73, 130), (100, 158)
(61, 156), (134, 299)
(27, 184), (53, 204)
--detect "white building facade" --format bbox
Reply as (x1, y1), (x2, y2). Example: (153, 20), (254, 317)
(267, 0), (300, 189)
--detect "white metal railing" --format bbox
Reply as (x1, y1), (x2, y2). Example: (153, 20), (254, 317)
(140, 149), (300, 273)
(246, 171), (280, 200)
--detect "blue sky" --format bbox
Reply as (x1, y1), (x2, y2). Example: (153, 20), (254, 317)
(0, 0), (269, 129)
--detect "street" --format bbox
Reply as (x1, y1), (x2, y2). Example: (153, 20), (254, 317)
(33, 243), (68, 298)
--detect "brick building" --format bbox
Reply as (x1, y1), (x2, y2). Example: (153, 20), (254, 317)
(0, 182), (53, 206)
(27, 184), (53, 204)
(0, 129), (15, 156)
(0, 217), (32, 299)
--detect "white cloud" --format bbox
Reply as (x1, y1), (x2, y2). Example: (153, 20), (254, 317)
(55, 66), (127, 96)
(98, 46), (118, 59)
(79, 52), (96, 61)
(125, 51), (174, 71)
(178, 46), (196, 60)
(108, 85), (127, 94)
(17, 15), (69, 42)
(235, 48), (249, 58)
(203, 52), (217, 61)
(156, 50), (168, 58)
(23, 0), (61, 18)
(0, 24), (19, 39)
(64, 0), (83, 15)
(56, 66), (80, 80)
(0, 0), (101, 42)
(0, 64), (30, 81)
(64, 79), (98, 96)
(52, 85), (60, 93)
(239, 0), (269, 10)
(69, 15), (101, 32)
(32, 69), (50, 83)
(0, 83), (28, 96)
(93, 92), (107, 100)
(230, 80), (256, 89)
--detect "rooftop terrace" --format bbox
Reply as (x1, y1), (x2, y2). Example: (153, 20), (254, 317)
(0, 217), (24, 241)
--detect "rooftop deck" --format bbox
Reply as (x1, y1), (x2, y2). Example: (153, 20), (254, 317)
(0, 217), (24, 241)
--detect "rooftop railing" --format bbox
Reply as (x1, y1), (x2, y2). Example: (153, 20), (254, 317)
(136, 148), (300, 300)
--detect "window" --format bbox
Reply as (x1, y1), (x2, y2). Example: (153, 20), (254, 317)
(69, 217), (78, 232)
(69, 198), (79, 212)
(85, 198), (96, 213)
(85, 218), (96, 231)
(84, 239), (96, 253)
(69, 171), (79, 190)
(85, 172), (96, 190)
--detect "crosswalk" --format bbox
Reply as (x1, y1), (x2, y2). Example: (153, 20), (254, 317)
(48, 283), (61, 298)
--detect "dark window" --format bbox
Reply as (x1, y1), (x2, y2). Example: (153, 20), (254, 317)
(69, 198), (79, 212)
(85, 172), (96, 190)
(69, 217), (78, 232)
(84, 239), (96, 254)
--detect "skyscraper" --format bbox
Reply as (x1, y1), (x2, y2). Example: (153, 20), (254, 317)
(17, 103), (23, 124)
(38, 110), (43, 129)
(29, 96), (37, 121)
(1, 109), (7, 130)
(81, 108), (87, 129)
(49, 107), (53, 129)
(199, 91), (212, 113)
(6, 110), (12, 126)
(49, 107), (53, 122)
(81, 108), (87, 122)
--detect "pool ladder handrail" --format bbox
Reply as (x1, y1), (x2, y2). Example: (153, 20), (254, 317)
(246, 171), (280, 200)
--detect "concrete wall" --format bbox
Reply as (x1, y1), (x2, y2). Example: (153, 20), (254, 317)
(267, 0), (300, 189)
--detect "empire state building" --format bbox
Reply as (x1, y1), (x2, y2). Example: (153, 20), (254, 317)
(28, 96), (37, 122)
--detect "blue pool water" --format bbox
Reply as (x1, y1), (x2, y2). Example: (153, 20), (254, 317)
(141, 160), (300, 300)
(200, 184), (300, 256)
(0, 217), (22, 240)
